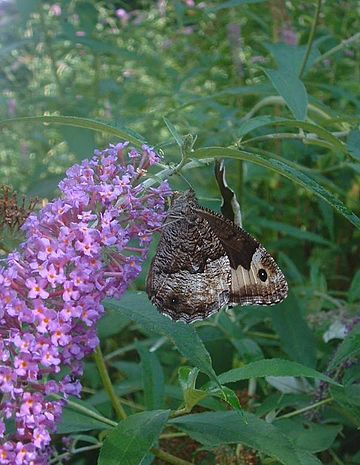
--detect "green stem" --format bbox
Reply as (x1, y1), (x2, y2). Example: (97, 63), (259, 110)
(52, 395), (117, 427)
(243, 130), (348, 145)
(240, 96), (284, 122)
(241, 96), (333, 122)
(314, 31), (360, 65)
(245, 331), (279, 340)
(142, 133), (197, 191)
(49, 444), (102, 464)
(299, 0), (322, 78)
(171, 407), (190, 418)
(39, 6), (64, 97)
(151, 448), (194, 465)
(328, 448), (346, 465)
(105, 337), (157, 361)
(313, 291), (344, 308)
(275, 397), (332, 420)
(160, 432), (188, 439)
(94, 344), (127, 420)
(142, 156), (189, 190)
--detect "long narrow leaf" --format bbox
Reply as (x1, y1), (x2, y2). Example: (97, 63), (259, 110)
(192, 147), (360, 229)
(217, 359), (340, 386)
(0, 116), (146, 146)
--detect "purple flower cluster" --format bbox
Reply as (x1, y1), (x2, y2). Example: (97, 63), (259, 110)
(0, 142), (170, 464)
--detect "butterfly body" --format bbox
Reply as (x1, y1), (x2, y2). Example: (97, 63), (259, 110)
(146, 190), (288, 323)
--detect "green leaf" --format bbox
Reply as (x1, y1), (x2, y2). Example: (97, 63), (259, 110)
(163, 117), (183, 147)
(87, 380), (143, 406)
(178, 367), (208, 411)
(238, 115), (287, 138)
(347, 130), (360, 161)
(57, 408), (111, 434)
(263, 68), (308, 120)
(60, 126), (95, 161)
(230, 337), (264, 363)
(57, 399), (113, 434)
(98, 410), (170, 465)
(328, 324), (360, 370)
(192, 147), (360, 229)
(240, 118), (346, 153)
(217, 358), (339, 386)
(276, 419), (341, 453)
(136, 342), (165, 410)
(206, 0), (265, 12)
(256, 218), (332, 246)
(330, 386), (360, 426)
(206, 385), (243, 412)
(344, 384), (360, 406)
(279, 253), (304, 285)
(110, 361), (142, 381)
(348, 270), (360, 303)
(178, 367), (199, 392)
(271, 293), (317, 368)
(296, 451), (325, 465)
(96, 307), (130, 339)
(174, 84), (271, 112)
(343, 364), (360, 386)
(256, 393), (309, 417)
(170, 411), (304, 465)
(266, 376), (312, 394)
(318, 199), (335, 241)
(266, 43), (320, 75)
(0, 116), (146, 147)
(104, 292), (218, 383)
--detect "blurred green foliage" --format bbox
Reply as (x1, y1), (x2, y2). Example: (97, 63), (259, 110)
(0, 0), (360, 464)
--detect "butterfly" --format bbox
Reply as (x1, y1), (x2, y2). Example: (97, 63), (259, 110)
(146, 190), (288, 323)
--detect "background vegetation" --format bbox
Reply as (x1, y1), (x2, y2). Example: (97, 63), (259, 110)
(0, 1), (359, 464)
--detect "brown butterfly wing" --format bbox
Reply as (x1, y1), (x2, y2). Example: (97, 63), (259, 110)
(146, 191), (232, 323)
(195, 208), (288, 306)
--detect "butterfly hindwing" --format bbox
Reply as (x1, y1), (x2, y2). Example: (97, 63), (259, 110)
(146, 191), (232, 323)
(194, 208), (288, 306)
